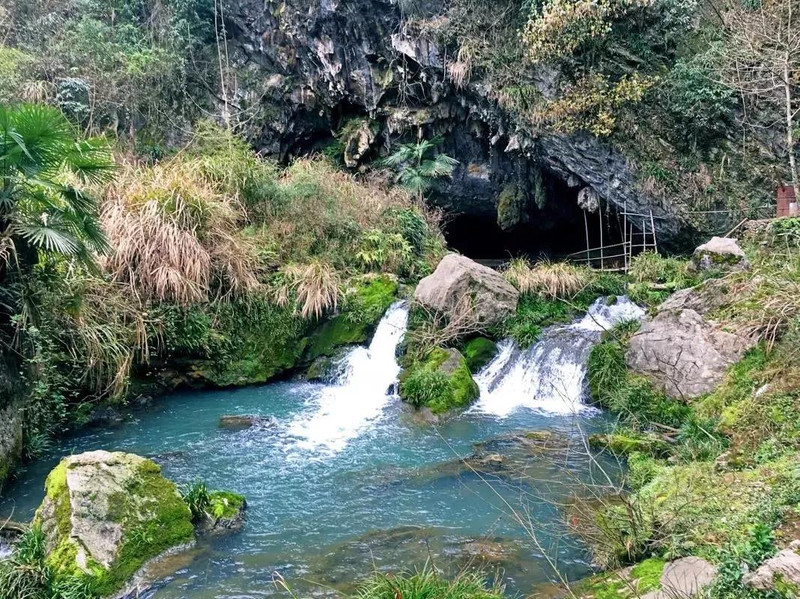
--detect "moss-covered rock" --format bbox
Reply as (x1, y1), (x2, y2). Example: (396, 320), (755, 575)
(303, 275), (398, 362)
(588, 431), (670, 458)
(461, 337), (498, 373)
(34, 451), (194, 597)
(399, 348), (480, 414)
(199, 491), (247, 534)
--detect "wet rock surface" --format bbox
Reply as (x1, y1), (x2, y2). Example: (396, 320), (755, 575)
(219, 414), (277, 430)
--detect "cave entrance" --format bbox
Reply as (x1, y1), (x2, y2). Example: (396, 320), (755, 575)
(443, 178), (633, 268)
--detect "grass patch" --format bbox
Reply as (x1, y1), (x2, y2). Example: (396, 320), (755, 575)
(355, 568), (504, 599)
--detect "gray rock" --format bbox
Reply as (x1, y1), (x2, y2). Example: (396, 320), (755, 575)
(414, 254), (519, 327)
(36, 450), (194, 586)
(690, 236), (749, 272)
(627, 308), (755, 398)
(642, 557), (717, 599)
(744, 541), (800, 591)
(219, 415), (276, 430)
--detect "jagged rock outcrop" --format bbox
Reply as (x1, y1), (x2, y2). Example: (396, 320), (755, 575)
(35, 450), (195, 596)
(627, 307), (755, 399)
(744, 541), (800, 591)
(414, 254), (518, 327)
(224, 0), (682, 241)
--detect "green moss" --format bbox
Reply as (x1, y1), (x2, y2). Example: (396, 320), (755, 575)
(588, 431), (670, 457)
(461, 337), (498, 373)
(496, 184), (528, 231)
(399, 348), (479, 414)
(575, 558), (665, 599)
(36, 455), (194, 597)
(304, 276), (398, 362)
(208, 491), (246, 520)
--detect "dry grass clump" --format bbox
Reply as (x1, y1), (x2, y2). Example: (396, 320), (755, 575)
(504, 258), (593, 298)
(274, 261), (341, 319)
(101, 160), (258, 305)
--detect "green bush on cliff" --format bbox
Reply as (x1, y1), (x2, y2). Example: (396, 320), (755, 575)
(400, 348), (479, 414)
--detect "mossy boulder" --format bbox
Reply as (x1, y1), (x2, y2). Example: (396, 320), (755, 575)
(588, 432), (670, 458)
(303, 275), (398, 362)
(34, 450), (194, 597)
(399, 348), (480, 414)
(461, 337), (498, 373)
(198, 491), (247, 534)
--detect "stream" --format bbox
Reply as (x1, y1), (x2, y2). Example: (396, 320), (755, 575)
(0, 299), (643, 598)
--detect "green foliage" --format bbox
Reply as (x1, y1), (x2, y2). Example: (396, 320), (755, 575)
(666, 48), (735, 147)
(399, 348), (480, 414)
(384, 137), (458, 197)
(0, 46), (34, 104)
(708, 524), (777, 599)
(0, 104), (115, 267)
(356, 568), (504, 599)
(504, 295), (573, 346)
(461, 337), (498, 373)
(627, 251), (696, 307)
(180, 480), (212, 522)
(0, 525), (99, 599)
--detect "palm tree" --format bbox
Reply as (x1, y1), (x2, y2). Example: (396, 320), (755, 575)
(384, 136), (458, 199)
(0, 104), (115, 269)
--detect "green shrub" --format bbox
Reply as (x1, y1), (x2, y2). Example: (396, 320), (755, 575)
(180, 480), (212, 522)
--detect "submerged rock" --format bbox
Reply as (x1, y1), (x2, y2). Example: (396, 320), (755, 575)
(627, 308), (754, 398)
(219, 414), (276, 430)
(414, 254), (518, 328)
(35, 450), (194, 597)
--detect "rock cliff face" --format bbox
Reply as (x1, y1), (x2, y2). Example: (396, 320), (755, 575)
(224, 0), (681, 243)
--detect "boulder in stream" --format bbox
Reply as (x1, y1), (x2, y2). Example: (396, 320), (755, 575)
(414, 254), (518, 327)
(35, 450), (195, 597)
(219, 414), (276, 430)
(399, 348), (479, 414)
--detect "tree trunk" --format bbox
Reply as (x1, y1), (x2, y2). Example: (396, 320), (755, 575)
(785, 59), (799, 198)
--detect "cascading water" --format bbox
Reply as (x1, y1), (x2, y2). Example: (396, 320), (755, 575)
(473, 297), (644, 417)
(288, 301), (409, 453)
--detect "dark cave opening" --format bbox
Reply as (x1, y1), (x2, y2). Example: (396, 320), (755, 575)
(443, 178), (632, 266)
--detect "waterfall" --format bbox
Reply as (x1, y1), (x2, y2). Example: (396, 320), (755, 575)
(472, 297), (644, 417)
(288, 301), (409, 453)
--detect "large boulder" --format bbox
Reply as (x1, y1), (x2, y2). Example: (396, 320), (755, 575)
(744, 541), (800, 591)
(627, 309), (754, 399)
(414, 254), (519, 327)
(35, 450), (195, 597)
(690, 236), (749, 272)
(642, 557), (717, 599)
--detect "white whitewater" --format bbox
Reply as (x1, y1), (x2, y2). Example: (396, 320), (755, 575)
(472, 296), (644, 417)
(288, 301), (409, 453)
